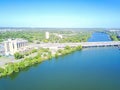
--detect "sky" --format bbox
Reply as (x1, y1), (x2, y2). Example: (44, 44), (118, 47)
(0, 0), (120, 28)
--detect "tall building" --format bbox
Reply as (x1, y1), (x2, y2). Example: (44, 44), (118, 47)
(4, 39), (28, 55)
(0, 44), (5, 56)
(45, 32), (49, 39)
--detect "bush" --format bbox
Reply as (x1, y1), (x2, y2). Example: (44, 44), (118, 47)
(76, 45), (82, 50)
(55, 52), (59, 58)
(14, 52), (24, 60)
(58, 49), (62, 53)
(0, 67), (4, 74)
(65, 45), (71, 50)
(25, 53), (29, 56)
(31, 49), (37, 53)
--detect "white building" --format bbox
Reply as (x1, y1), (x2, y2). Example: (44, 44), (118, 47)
(45, 32), (49, 39)
(4, 39), (28, 55)
(0, 44), (5, 56)
(58, 34), (63, 39)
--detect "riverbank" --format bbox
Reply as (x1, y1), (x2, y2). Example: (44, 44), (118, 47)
(106, 32), (120, 41)
(0, 45), (82, 78)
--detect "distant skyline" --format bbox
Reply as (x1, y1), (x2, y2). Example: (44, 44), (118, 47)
(0, 0), (120, 28)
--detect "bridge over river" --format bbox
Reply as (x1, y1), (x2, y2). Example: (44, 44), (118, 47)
(37, 41), (120, 49)
(77, 41), (120, 48)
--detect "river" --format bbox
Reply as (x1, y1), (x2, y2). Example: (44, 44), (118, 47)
(0, 32), (120, 90)
(88, 32), (111, 42)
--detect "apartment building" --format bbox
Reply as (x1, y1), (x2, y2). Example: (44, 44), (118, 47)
(4, 39), (28, 55)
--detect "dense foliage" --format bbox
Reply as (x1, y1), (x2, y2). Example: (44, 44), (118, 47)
(0, 48), (52, 77)
(14, 52), (24, 59)
(0, 31), (45, 43)
(55, 45), (82, 57)
(106, 32), (120, 41)
(0, 30), (92, 43)
(0, 45), (82, 78)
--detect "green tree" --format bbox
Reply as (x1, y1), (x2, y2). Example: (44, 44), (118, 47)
(76, 45), (82, 50)
(31, 49), (37, 53)
(58, 49), (62, 53)
(0, 67), (4, 76)
(14, 52), (24, 59)
(55, 52), (59, 58)
(65, 45), (71, 50)
(6, 64), (14, 75)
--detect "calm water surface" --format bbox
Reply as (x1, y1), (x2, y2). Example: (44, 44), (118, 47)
(88, 32), (111, 42)
(0, 32), (120, 90)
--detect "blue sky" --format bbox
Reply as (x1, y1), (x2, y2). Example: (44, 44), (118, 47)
(0, 0), (120, 28)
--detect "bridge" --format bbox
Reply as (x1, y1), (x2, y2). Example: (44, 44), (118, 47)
(76, 41), (120, 48)
(37, 41), (120, 49)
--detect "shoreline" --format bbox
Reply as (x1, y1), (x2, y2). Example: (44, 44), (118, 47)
(0, 45), (82, 78)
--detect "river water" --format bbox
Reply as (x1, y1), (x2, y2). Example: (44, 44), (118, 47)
(0, 32), (120, 90)
(88, 32), (111, 42)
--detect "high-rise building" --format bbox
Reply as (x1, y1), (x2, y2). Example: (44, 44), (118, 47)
(0, 44), (4, 56)
(4, 39), (28, 55)
(45, 32), (49, 39)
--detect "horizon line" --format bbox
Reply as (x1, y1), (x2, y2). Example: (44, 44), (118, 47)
(0, 27), (120, 29)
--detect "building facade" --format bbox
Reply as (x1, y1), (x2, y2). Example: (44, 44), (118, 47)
(0, 44), (5, 56)
(4, 39), (28, 55)
(45, 32), (50, 39)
